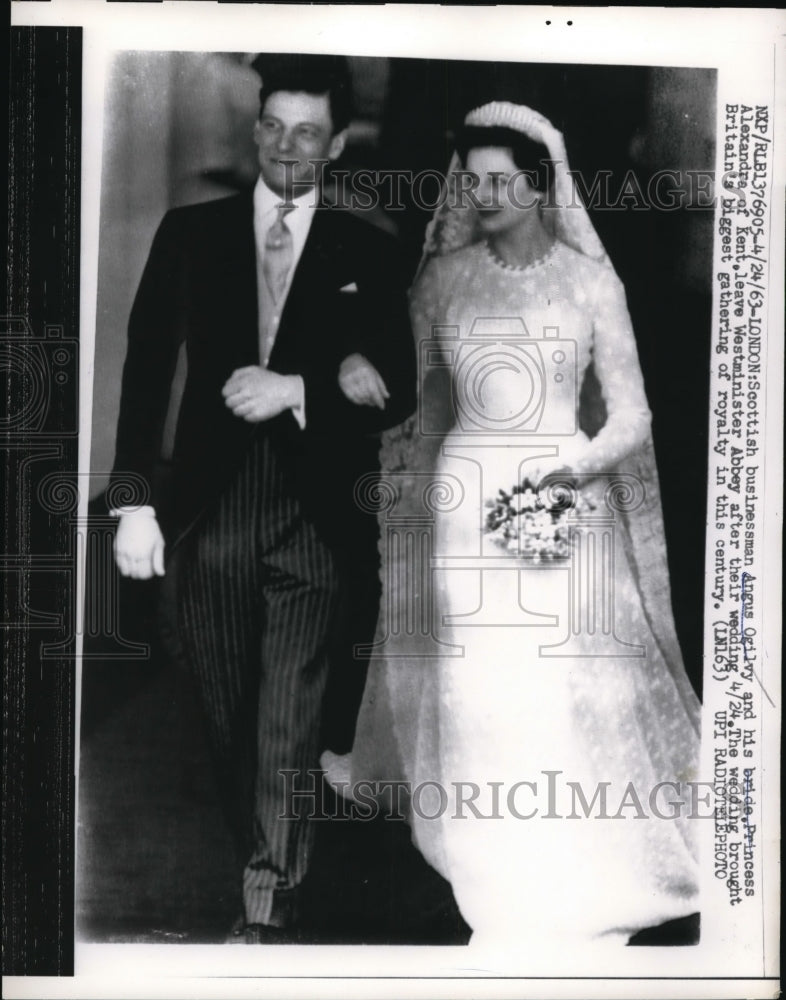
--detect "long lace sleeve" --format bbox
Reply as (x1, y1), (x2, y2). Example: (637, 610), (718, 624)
(573, 267), (652, 475)
(409, 257), (442, 341)
(380, 257), (452, 474)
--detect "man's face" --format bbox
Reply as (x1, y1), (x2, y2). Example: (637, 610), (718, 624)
(253, 90), (346, 198)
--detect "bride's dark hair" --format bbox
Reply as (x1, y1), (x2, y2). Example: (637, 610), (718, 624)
(455, 125), (553, 193)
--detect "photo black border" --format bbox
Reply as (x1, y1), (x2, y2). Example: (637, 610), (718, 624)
(5, 25), (82, 975)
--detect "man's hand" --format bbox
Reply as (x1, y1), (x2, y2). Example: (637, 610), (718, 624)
(222, 366), (302, 423)
(114, 510), (166, 579)
(338, 353), (390, 409)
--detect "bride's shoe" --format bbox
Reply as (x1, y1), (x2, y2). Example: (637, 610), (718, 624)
(319, 749), (358, 802)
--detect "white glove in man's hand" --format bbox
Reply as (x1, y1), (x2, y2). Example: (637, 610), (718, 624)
(114, 508), (166, 579)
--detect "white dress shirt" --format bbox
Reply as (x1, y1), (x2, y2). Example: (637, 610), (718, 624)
(111, 178), (316, 519)
(253, 176), (316, 429)
(254, 176), (317, 343)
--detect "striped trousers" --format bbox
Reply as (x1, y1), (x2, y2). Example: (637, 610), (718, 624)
(176, 434), (338, 926)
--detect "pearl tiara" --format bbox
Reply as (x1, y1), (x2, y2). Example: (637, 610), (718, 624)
(463, 101), (546, 139)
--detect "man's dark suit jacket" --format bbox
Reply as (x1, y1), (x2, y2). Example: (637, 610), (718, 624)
(111, 189), (417, 553)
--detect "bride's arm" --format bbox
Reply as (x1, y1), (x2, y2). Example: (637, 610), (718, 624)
(572, 267), (652, 476)
(410, 258), (459, 438)
(409, 257), (443, 335)
(379, 256), (453, 475)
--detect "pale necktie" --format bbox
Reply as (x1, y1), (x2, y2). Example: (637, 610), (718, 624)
(262, 203), (295, 304)
(258, 203), (296, 367)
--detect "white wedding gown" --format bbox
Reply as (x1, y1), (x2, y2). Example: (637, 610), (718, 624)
(351, 239), (701, 947)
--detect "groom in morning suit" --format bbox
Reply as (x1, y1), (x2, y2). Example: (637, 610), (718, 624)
(110, 54), (416, 937)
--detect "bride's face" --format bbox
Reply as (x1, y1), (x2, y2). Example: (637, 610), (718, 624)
(467, 146), (541, 234)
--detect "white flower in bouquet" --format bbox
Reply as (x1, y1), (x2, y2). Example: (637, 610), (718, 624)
(516, 487), (539, 511)
(484, 474), (595, 561)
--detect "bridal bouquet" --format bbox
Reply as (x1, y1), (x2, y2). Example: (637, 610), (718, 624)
(484, 476), (595, 562)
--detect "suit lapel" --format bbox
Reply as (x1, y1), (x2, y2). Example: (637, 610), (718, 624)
(272, 204), (345, 364)
(284, 205), (338, 311)
(211, 191), (259, 368)
(214, 192), (341, 368)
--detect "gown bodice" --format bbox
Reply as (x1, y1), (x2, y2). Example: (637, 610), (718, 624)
(411, 240), (653, 480)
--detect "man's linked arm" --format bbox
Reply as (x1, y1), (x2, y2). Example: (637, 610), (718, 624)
(297, 227), (417, 433)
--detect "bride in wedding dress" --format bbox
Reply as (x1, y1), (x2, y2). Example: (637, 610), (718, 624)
(328, 102), (702, 951)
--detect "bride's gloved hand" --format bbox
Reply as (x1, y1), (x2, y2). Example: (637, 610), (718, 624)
(537, 463), (607, 514)
(537, 464), (577, 490)
(522, 454), (576, 490)
(536, 464), (579, 511)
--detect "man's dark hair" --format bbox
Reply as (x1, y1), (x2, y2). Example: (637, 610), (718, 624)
(455, 124), (553, 193)
(252, 53), (353, 135)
